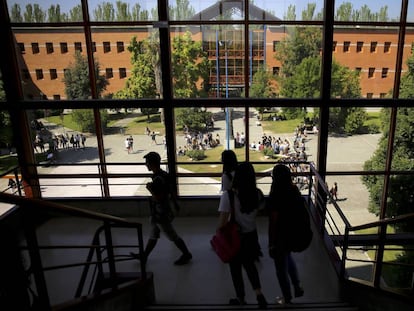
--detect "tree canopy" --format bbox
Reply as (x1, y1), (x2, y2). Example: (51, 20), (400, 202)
(362, 51), (414, 223)
(62, 51), (108, 133)
(115, 30), (209, 100)
(63, 51), (108, 100)
(274, 23), (364, 130)
(9, 0), (199, 22)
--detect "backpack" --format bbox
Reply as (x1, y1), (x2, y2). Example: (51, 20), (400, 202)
(286, 196), (313, 252)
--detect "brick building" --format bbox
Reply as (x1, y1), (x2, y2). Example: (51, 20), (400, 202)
(12, 7), (414, 100)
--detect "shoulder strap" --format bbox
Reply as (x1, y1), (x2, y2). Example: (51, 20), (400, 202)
(228, 190), (236, 222)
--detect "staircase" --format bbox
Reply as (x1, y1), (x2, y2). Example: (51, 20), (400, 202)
(144, 301), (358, 310)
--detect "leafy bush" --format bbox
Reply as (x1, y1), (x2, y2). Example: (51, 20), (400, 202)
(367, 124), (380, 134)
(344, 107), (368, 134)
(186, 149), (205, 161)
(262, 147), (274, 158)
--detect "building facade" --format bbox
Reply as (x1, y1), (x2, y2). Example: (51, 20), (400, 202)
(14, 24), (414, 100)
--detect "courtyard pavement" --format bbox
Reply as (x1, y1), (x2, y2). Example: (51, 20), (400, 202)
(2, 108), (380, 227)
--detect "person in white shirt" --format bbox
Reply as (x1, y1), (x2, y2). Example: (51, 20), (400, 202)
(217, 162), (267, 309)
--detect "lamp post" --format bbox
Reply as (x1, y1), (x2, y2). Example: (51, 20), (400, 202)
(219, 40), (232, 150)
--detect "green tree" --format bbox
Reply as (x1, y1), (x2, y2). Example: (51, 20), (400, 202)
(63, 51), (108, 100)
(335, 2), (389, 22)
(62, 52), (108, 133)
(10, 4), (23, 22)
(69, 5), (83, 22)
(249, 68), (278, 119)
(169, 0), (195, 20)
(284, 4), (296, 20)
(115, 1), (131, 21)
(47, 4), (63, 22)
(363, 53), (414, 220)
(141, 107), (160, 122)
(93, 2), (115, 21)
(131, 3), (150, 20)
(0, 76), (13, 148)
(335, 2), (353, 21)
(362, 107), (414, 288)
(301, 3), (317, 20)
(72, 109), (108, 133)
(24, 4), (46, 22)
(175, 108), (212, 132)
(249, 68), (278, 98)
(114, 36), (157, 99)
(116, 30), (209, 100)
(275, 22), (363, 132)
(171, 31), (209, 98)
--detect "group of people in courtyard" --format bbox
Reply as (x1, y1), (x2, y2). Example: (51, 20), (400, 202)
(251, 131), (308, 162)
(135, 150), (307, 308)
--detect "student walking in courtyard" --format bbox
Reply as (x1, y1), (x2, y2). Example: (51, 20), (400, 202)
(132, 152), (192, 265)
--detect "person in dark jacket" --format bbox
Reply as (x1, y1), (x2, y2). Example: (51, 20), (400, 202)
(267, 164), (304, 304)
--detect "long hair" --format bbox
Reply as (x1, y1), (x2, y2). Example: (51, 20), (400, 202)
(232, 162), (258, 214)
(269, 164), (299, 202)
(221, 150), (238, 178)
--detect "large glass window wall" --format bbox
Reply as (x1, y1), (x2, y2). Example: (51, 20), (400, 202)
(1, 0), (413, 223)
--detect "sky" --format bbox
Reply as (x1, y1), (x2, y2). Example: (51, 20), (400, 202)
(7, 0), (413, 21)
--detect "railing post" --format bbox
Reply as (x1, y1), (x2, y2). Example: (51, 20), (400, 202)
(22, 208), (51, 310)
(137, 226), (146, 280)
(103, 221), (117, 289)
(373, 222), (387, 288)
(13, 168), (23, 196)
(341, 226), (350, 280)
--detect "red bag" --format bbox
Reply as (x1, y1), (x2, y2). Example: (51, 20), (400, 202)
(210, 221), (240, 263)
(210, 190), (240, 263)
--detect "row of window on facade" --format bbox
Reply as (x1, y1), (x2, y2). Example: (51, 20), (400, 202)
(18, 41), (126, 55)
(18, 39), (411, 56)
(26, 91), (388, 101)
(273, 40), (414, 54)
(25, 65), (390, 82)
(23, 68), (127, 80)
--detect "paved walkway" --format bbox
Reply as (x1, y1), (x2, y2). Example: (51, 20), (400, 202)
(2, 109), (380, 227)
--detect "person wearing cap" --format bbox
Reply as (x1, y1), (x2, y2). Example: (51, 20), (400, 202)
(133, 151), (192, 265)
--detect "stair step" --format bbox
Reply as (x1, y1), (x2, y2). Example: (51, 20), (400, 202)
(144, 301), (358, 310)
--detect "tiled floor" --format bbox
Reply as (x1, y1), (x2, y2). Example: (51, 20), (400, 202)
(35, 216), (343, 307)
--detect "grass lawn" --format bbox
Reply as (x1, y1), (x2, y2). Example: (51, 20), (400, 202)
(124, 113), (165, 135)
(357, 227), (402, 262)
(47, 112), (165, 135)
(0, 154), (19, 174)
(364, 111), (381, 128)
(356, 226), (406, 287)
(178, 145), (277, 175)
(47, 115), (83, 132)
(47, 109), (382, 137)
(0, 153), (49, 176)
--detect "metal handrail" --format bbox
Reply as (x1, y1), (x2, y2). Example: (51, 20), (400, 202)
(0, 192), (146, 310)
(307, 165), (414, 298)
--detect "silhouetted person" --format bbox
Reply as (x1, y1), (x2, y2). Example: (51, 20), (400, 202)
(267, 164), (304, 304)
(132, 152), (192, 265)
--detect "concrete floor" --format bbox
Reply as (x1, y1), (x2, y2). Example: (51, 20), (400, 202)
(34, 215), (345, 306)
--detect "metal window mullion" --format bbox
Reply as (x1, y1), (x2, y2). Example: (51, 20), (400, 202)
(158, 0), (178, 194)
(81, 0), (110, 197)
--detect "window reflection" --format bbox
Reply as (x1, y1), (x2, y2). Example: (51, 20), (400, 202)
(334, 0), (401, 21)
(7, 1), (82, 22)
